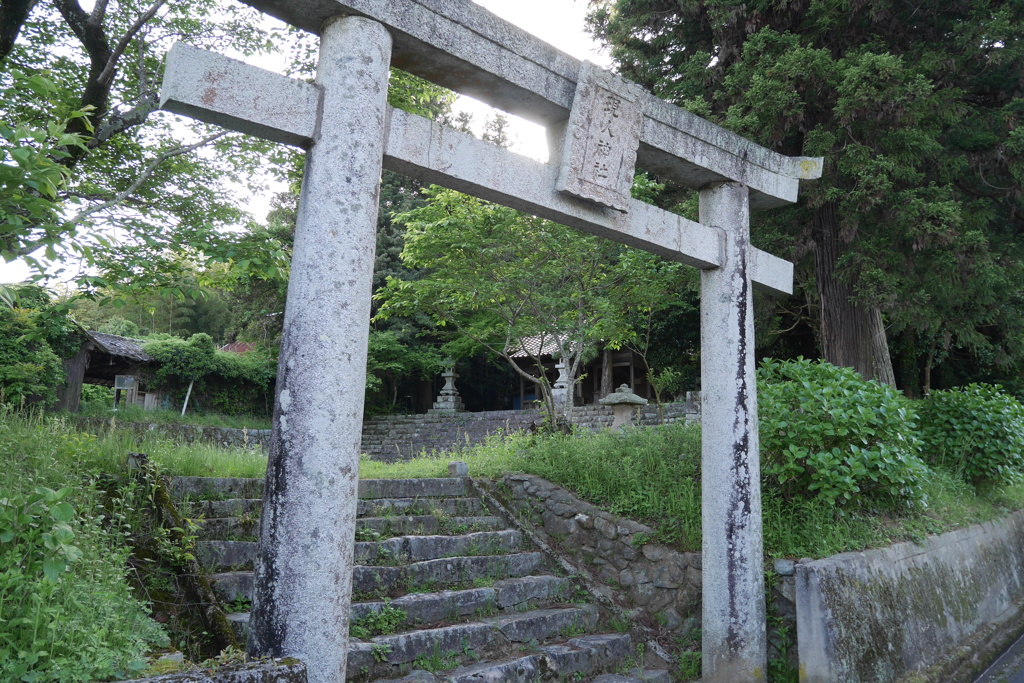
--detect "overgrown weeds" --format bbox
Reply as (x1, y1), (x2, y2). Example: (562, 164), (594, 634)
(0, 408), (169, 682)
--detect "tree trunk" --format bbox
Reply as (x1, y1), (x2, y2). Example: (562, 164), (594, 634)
(600, 349), (613, 398)
(813, 202), (896, 385)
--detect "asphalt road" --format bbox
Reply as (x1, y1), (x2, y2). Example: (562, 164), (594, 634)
(976, 632), (1024, 683)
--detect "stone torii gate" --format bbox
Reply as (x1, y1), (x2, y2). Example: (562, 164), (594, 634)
(160, 3), (821, 681)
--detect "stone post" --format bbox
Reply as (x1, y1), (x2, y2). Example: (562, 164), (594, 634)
(248, 17), (391, 683)
(550, 361), (570, 410)
(698, 181), (767, 681)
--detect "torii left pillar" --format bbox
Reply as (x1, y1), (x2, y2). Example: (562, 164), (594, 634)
(247, 17), (391, 683)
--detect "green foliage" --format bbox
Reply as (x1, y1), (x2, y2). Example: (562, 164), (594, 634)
(349, 602), (407, 639)
(0, 70), (91, 267)
(144, 333), (218, 384)
(588, 0), (1024, 388)
(80, 384), (114, 408)
(0, 411), (169, 682)
(366, 330), (443, 415)
(98, 316), (141, 338)
(758, 358), (927, 507)
(918, 384), (1024, 486)
(141, 335), (276, 416)
(0, 307), (63, 406)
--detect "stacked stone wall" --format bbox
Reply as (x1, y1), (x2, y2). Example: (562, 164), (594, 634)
(361, 402), (696, 461)
(71, 417), (270, 450)
(70, 401), (698, 462)
(491, 473), (798, 670)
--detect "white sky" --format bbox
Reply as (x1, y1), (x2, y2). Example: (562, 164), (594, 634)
(0, 0), (609, 285)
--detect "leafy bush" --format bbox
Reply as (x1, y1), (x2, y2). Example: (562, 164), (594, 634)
(918, 384), (1024, 486)
(758, 358), (927, 508)
(142, 335), (276, 417)
(0, 307), (64, 406)
(80, 383), (114, 408)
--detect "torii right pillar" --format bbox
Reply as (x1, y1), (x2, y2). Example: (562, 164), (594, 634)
(700, 181), (767, 681)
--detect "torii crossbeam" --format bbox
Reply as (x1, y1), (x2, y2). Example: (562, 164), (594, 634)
(160, 4), (821, 682)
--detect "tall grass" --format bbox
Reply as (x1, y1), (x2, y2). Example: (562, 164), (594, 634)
(361, 422), (1024, 559)
(76, 402), (272, 430)
(0, 409), (169, 682)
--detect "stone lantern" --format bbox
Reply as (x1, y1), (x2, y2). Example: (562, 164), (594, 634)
(599, 383), (648, 430)
(428, 361), (464, 413)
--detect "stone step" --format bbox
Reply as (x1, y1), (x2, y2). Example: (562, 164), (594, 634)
(439, 633), (634, 683)
(195, 515), (502, 542)
(184, 493), (487, 520)
(223, 575), (573, 641)
(198, 540), (256, 571)
(183, 498), (262, 519)
(170, 477), (473, 503)
(360, 479), (472, 500)
(358, 497), (487, 518)
(210, 552), (549, 599)
(357, 516), (503, 540)
(355, 530), (521, 565)
(170, 476), (263, 501)
(347, 606), (601, 676)
(354, 576), (572, 626)
(354, 552), (548, 599)
(591, 671), (671, 683)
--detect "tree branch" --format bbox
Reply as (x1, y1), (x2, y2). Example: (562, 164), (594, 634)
(96, 0), (167, 89)
(70, 130), (230, 225)
(0, 0), (41, 62)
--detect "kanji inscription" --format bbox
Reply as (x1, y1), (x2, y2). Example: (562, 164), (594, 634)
(555, 61), (643, 212)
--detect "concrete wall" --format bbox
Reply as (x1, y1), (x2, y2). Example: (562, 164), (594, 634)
(797, 509), (1024, 682)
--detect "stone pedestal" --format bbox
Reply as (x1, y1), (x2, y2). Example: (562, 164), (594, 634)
(550, 361), (570, 410)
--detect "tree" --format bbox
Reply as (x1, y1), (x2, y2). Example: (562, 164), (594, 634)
(587, 1), (1024, 390)
(1, 0), (282, 291)
(376, 187), (630, 424)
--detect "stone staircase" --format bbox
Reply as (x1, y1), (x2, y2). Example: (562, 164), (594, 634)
(169, 475), (668, 683)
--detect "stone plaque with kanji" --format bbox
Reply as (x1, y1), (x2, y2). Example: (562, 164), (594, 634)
(555, 61), (644, 212)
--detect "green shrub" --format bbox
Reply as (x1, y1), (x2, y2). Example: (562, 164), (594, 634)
(80, 383), (114, 407)
(0, 409), (173, 681)
(758, 358), (927, 508)
(918, 384), (1024, 486)
(141, 335), (276, 417)
(0, 307), (64, 406)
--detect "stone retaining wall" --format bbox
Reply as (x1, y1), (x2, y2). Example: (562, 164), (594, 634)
(797, 508), (1024, 682)
(72, 417), (270, 450)
(492, 473), (799, 669)
(72, 401), (698, 461)
(361, 402), (696, 461)
(496, 473), (702, 632)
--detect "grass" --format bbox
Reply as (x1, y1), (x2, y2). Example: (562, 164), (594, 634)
(23, 409), (1024, 561)
(359, 423), (1024, 560)
(76, 402), (272, 430)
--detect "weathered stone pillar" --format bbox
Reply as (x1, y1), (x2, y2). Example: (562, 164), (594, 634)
(248, 16), (392, 683)
(698, 181), (767, 681)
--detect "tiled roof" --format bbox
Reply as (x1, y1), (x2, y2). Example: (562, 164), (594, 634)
(87, 331), (151, 362)
(507, 335), (561, 358)
(220, 341), (256, 354)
